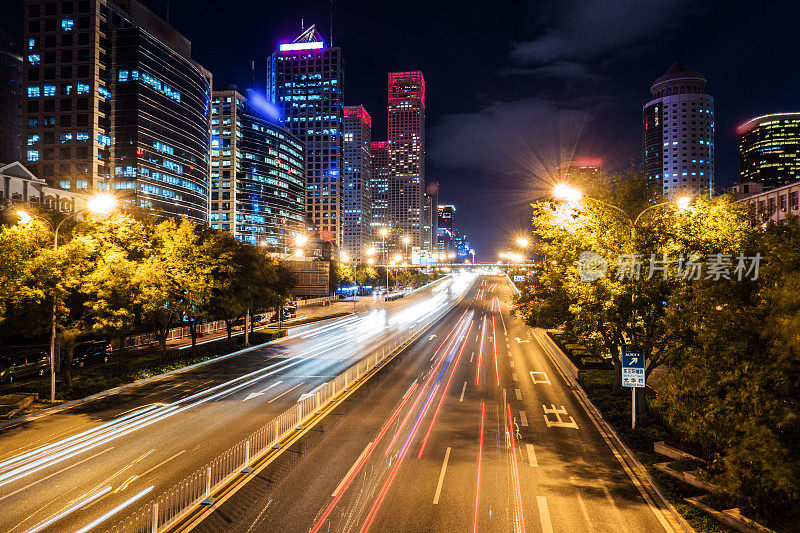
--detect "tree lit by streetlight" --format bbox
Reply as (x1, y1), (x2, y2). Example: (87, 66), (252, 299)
(552, 183), (583, 203)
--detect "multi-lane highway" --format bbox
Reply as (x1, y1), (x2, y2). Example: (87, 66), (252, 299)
(199, 275), (687, 533)
(0, 274), (474, 533)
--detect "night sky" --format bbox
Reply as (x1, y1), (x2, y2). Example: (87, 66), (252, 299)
(6, 0), (800, 257)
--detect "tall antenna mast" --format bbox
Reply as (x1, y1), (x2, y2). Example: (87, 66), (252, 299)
(250, 60), (255, 90)
(329, 0), (333, 46)
(301, 18), (304, 31)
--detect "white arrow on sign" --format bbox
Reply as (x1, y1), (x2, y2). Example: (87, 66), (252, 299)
(243, 381), (283, 402)
(515, 338), (530, 344)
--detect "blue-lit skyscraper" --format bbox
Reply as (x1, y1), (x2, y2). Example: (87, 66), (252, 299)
(267, 25), (344, 246)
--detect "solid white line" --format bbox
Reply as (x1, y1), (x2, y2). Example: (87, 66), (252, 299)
(515, 389), (522, 400)
(74, 485), (153, 533)
(520, 411), (528, 427)
(432, 447), (451, 504)
(267, 382), (305, 403)
(526, 444), (538, 467)
(332, 441), (372, 497)
(26, 485), (113, 533)
(537, 495), (553, 533)
(460, 382), (467, 402)
(139, 449), (186, 478)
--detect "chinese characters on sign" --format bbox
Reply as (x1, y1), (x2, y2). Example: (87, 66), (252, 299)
(621, 346), (645, 388)
(577, 252), (761, 282)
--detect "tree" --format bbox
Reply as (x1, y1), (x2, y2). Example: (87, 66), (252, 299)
(354, 265), (378, 286)
(521, 173), (750, 403)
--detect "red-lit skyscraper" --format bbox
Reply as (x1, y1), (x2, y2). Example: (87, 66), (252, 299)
(342, 105), (371, 262)
(387, 71), (425, 252)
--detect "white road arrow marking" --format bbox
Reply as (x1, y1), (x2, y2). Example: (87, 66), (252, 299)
(428, 334), (437, 340)
(243, 381), (283, 402)
(298, 382), (326, 402)
(515, 337), (530, 343)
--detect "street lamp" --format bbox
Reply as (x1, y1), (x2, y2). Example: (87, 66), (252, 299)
(18, 192), (118, 403)
(340, 251), (350, 263)
(402, 236), (410, 261)
(516, 237), (529, 248)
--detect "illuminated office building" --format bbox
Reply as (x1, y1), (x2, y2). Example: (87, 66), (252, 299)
(267, 25), (344, 245)
(643, 60), (714, 198)
(209, 87), (305, 248)
(342, 105), (371, 262)
(388, 71), (425, 252)
(23, 0), (212, 222)
(370, 140), (389, 245)
(437, 204), (455, 251)
(0, 28), (23, 164)
(738, 113), (800, 190)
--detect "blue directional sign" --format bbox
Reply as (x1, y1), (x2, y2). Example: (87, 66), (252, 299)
(621, 345), (645, 388)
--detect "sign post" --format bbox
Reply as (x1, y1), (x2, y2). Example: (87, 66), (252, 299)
(621, 345), (645, 430)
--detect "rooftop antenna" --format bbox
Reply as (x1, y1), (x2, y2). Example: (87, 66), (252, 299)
(301, 18), (304, 31)
(165, 0), (170, 24)
(329, 0), (333, 46)
(250, 60), (255, 90)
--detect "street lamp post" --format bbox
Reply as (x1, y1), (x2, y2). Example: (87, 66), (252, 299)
(18, 193), (117, 403)
(402, 236), (410, 263)
(379, 228), (389, 288)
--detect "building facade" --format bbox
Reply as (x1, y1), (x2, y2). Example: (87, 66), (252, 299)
(22, 0), (212, 222)
(0, 28), (23, 165)
(342, 105), (371, 262)
(422, 181), (438, 252)
(738, 113), (800, 190)
(643, 60), (714, 198)
(267, 25), (344, 246)
(437, 203), (455, 251)
(209, 88), (305, 247)
(735, 180), (800, 226)
(369, 140), (389, 246)
(0, 161), (89, 213)
(387, 71), (425, 252)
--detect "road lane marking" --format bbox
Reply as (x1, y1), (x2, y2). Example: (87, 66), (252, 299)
(530, 371), (551, 385)
(25, 485), (113, 533)
(432, 447), (451, 504)
(603, 485), (632, 532)
(0, 447), (114, 503)
(139, 449), (186, 478)
(332, 442), (373, 497)
(526, 444), (538, 467)
(243, 380), (283, 401)
(537, 495), (553, 533)
(519, 411), (528, 426)
(512, 373), (518, 382)
(509, 360), (515, 368)
(470, 351), (474, 363)
(74, 485), (154, 533)
(515, 388), (522, 400)
(267, 382), (305, 403)
(460, 382), (467, 402)
(542, 404), (579, 429)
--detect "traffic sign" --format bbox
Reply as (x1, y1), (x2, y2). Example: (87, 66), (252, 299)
(621, 345), (645, 388)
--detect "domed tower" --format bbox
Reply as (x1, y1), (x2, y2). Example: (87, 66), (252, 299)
(643, 60), (714, 198)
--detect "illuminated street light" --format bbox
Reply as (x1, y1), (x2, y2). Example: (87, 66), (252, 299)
(367, 258), (375, 265)
(393, 253), (402, 262)
(293, 249), (303, 257)
(675, 196), (692, 210)
(516, 237), (530, 248)
(378, 227), (389, 237)
(552, 183), (583, 203)
(87, 193), (117, 214)
(366, 246), (376, 256)
(340, 252), (350, 263)
(16, 210), (32, 225)
(294, 234), (308, 247)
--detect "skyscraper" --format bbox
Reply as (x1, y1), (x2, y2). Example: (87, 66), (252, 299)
(437, 204), (455, 252)
(0, 27), (22, 164)
(370, 140), (389, 245)
(23, 0), (212, 222)
(738, 113), (800, 190)
(209, 87), (305, 247)
(342, 105), (371, 262)
(387, 71), (425, 252)
(267, 25), (344, 246)
(643, 60), (714, 198)
(423, 181), (438, 252)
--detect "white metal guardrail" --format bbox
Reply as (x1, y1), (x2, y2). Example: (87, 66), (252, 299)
(104, 285), (467, 533)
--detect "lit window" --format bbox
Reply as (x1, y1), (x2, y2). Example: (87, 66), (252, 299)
(60, 133), (73, 143)
(76, 132), (89, 141)
(28, 54), (40, 65)
(27, 150), (39, 161)
(28, 38), (35, 49)
(27, 86), (40, 97)
(43, 85), (56, 97)
(61, 19), (74, 31)
(77, 83), (90, 95)
(59, 180), (71, 189)
(118, 70), (129, 82)
(27, 135), (39, 146)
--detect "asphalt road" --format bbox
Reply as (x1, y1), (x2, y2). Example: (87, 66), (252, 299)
(0, 274), (474, 533)
(202, 275), (682, 533)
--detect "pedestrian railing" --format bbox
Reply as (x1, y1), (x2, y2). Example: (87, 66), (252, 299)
(105, 288), (464, 533)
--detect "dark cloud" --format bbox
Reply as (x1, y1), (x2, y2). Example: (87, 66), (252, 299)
(509, 0), (700, 69)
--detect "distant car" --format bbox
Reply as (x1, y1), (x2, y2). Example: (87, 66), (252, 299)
(0, 349), (49, 384)
(72, 341), (113, 368)
(269, 306), (297, 323)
